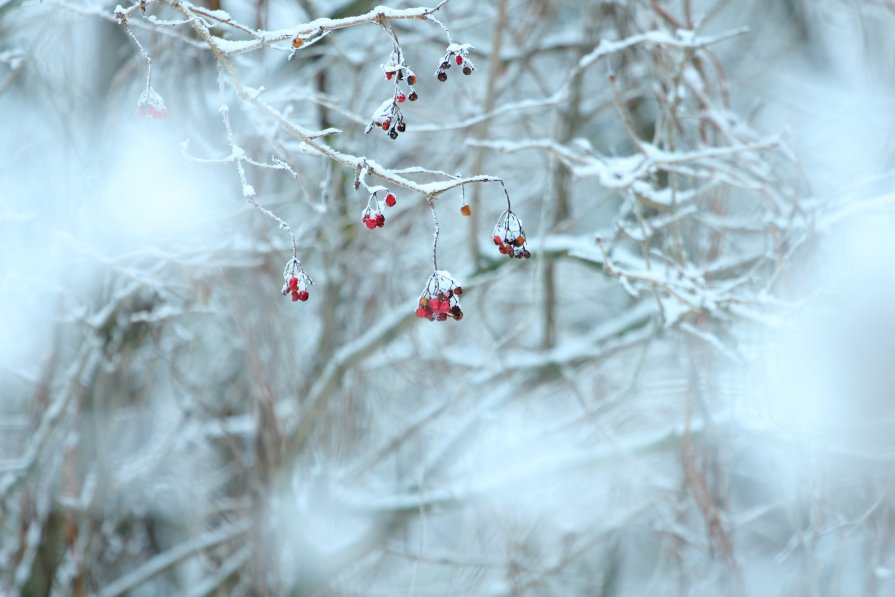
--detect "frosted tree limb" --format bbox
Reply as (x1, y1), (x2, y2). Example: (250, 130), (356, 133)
(98, 522), (251, 597)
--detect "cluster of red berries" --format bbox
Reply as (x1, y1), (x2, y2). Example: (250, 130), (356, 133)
(136, 87), (167, 119)
(436, 43), (475, 82)
(281, 257), (313, 303)
(415, 271), (464, 322)
(367, 57), (419, 140)
(492, 209), (531, 259)
(361, 191), (396, 229)
(369, 99), (409, 140)
(383, 64), (419, 97)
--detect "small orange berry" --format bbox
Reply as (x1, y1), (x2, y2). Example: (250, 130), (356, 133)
(515, 235), (525, 247)
(460, 204), (471, 216)
(292, 36), (303, 49)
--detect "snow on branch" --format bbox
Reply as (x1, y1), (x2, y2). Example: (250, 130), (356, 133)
(98, 522), (251, 597)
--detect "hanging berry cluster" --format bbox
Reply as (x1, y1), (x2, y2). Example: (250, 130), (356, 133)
(136, 87), (167, 119)
(366, 48), (419, 139)
(492, 209), (531, 259)
(415, 271), (464, 322)
(281, 257), (313, 303)
(361, 191), (397, 229)
(436, 43), (475, 82)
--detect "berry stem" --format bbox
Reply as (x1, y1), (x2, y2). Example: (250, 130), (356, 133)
(425, 15), (453, 45)
(497, 178), (512, 211)
(428, 195), (439, 271)
(118, 13), (153, 91)
(216, 65), (298, 257)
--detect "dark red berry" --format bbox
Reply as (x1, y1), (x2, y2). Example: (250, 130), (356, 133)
(409, 92), (418, 101)
(493, 235), (502, 245)
(385, 193), (396, 207)
(451, 305), (461, 316)
(396, 122), (406, 133)
(522, 249), (531, 259)
(437, 72), (447, 82)
(456, 55), (463, 65)
(441, 61), (450, 70)
(498, 245), (508, 254)
(454, 312), (463, 320)
(298, 290), (309, 301)
(436, 312), (448, 321)
(407, 75), (416, 85)
(463, 66), (472, 76)
(389, 129), (398, 139)
(376, 213), (385, 227)
(382, 120), (390, 131)
(291, 290), (299, 302)
(453, 286), (463, 295)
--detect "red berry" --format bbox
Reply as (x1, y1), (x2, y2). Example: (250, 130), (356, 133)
(385, 193), (396, 207)
(298, 290), (309, 301)
(376, 214), (385, 227)
(454, 286), (463, 295)
(409, 92), (418, 101)
(456, 55), (463, 65)
(436, 312), (448, 321)
(396, 93), (406, 103)
(493, 235), (502, 245)
(498, 244), (508, 254)
(407, 75), (417, 85)
(288, 276), (299, 289)
(522, 249), (531, 259)
(291, 291), (299, 302)
(396, 122), (406, 133)
(365, 218), (376, 229)
(451, 305), (461, 316)
(386, 71), (393, 80)
(429, 299), (441, 312)
(415, 307), (427, 318)
(437, 72), (447, 82)
(454, 312), (463, 320)
(382, 120), (390, 131)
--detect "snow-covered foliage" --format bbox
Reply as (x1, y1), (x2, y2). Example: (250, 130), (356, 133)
(2, 0), (895, 594)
